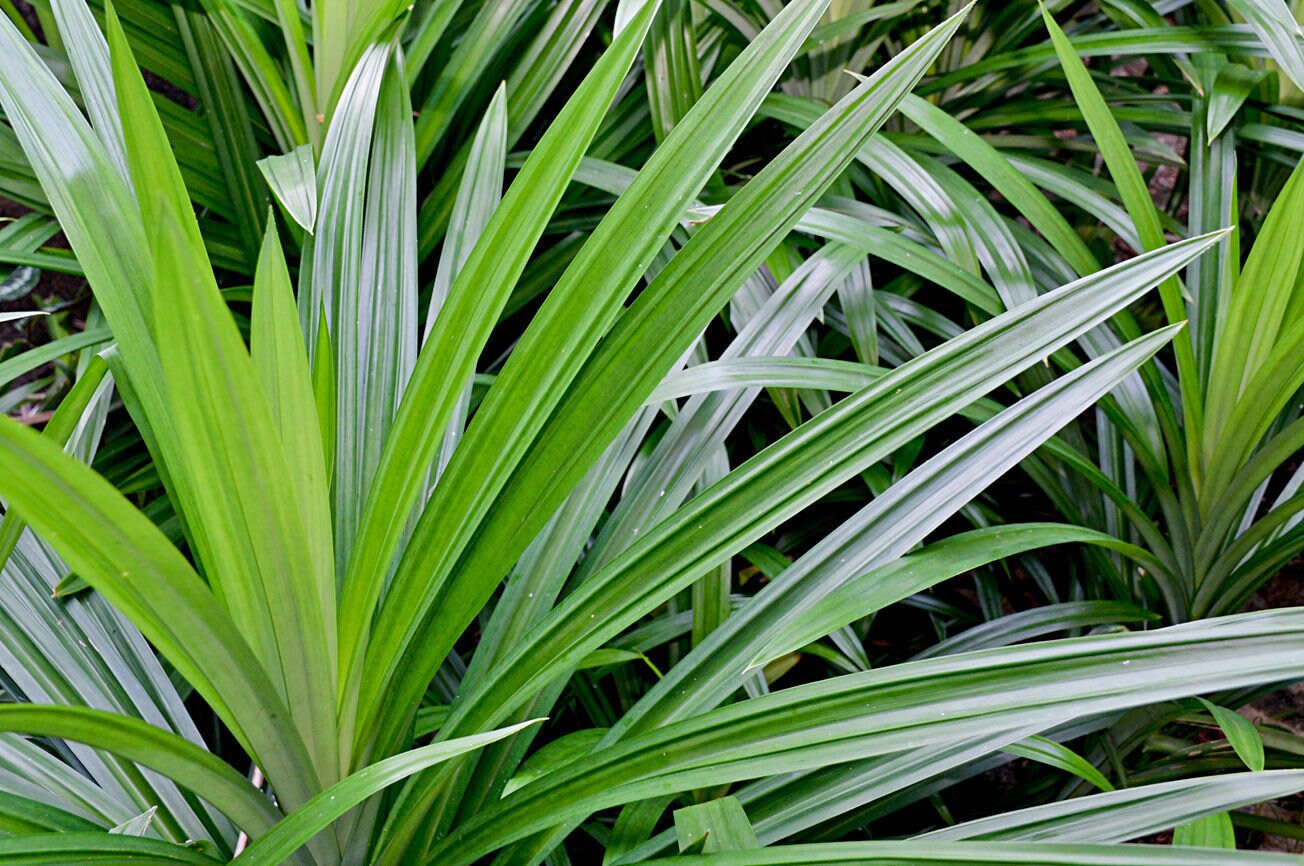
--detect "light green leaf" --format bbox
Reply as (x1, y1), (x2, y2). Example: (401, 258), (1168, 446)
(1202, 157), (1304, 491)
(675, 798), (759, 854)
(1003, 736), (1115, 792)
(107, 5), (336, 798)
(257, 145), (317, 233)
(1207, 63), (1269, 139)
(0, 416), (316, 825)
(1174, 812), (1237, 849)
(502, 728), (608, 797)
(232, 720), (542, 865)
(250, 219), (332, 633)
(1198, 698), (1266, 772)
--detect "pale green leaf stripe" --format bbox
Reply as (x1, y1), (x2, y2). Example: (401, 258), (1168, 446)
(646, 357), (880, 403)
(305, 40), (390, 352)
(425, 85), (508, 476)
(343, 42), (419, 572)
(639, 840), (1304, 864)
(310, 39), (419, 582)
(926, 769), (1304, 842)
(424, 85), (507, 344)
(0, 311), (44, 324)
(364, 4), (974, 759)
(433, 612), (1304, 862)
(0, 705), (281, 838)
(232, 720), (541, 865)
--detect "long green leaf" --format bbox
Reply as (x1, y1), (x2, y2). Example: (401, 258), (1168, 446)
(232, 720), (541, 865)
(340, 0), (664, 748)
(310, 39), (418, 582)
(107, 6), (337, 797)
(636, 841), (1303, 864)
(1003, 736), (1115, 793)
(433, 612), (1304, 863)
(363, 2), (973, 761)
(1042, 5), (1204, 447)
(0, 833), (217, 864)
(925, 769), (1304, 841)
(0, 706), (280, 838)
(0, 417), (316, 822)
(749, 523), (1163, 669)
